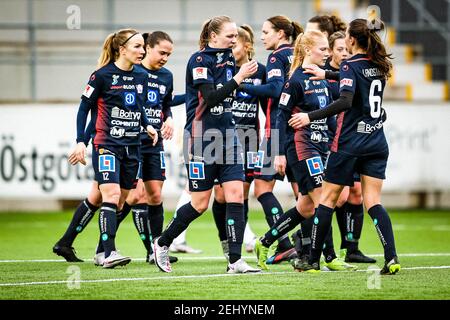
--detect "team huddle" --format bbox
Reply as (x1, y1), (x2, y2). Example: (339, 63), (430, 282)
(53, 13), (401, 276)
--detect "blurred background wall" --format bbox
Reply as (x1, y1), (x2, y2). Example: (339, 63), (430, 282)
(0, 0), (449, 210)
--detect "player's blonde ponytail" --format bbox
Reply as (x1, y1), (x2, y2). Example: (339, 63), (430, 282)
(97, 28), (139, 69)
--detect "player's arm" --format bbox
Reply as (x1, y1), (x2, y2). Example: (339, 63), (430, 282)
(161, 82), (174, 140)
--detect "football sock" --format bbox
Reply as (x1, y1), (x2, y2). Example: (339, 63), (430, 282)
(148, 203), (164, 238)
(260, 207), (304, 248)
(226, 202), (245, 264)
(309, 205), (334, 264)
(346, 203), (364, 253)
(212, 199), (227, 241)
(368, 204), (397, 262)
(323, 226), (337, 263)
(132, 203), (152, 253)
(98, 202), (117, 258)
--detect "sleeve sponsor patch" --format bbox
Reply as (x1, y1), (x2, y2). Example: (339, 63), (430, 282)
(83, 84), (95, 98)
(267, 69), (281, 79)
(340, 78), (354, 88)
(279, 92), (291, 106)
(193, 67), (208, 80)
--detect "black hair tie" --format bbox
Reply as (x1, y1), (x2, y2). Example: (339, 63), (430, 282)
(120, 32), (139, 46)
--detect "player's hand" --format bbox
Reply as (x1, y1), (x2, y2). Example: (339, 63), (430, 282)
(146, 125), (158, 146)
(234, 60), (258, 84)
(274, 155), (286, 176)
(161, 117), (174, 140)
(288, 113), (311, 129)
(69, 142), (87, 166)
(303, 64), (326, 80)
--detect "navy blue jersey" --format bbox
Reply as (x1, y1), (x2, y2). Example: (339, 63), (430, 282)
(137, 64), (173, 153)
(232, 62), (266, 131)
(323, 59), (339, 145)
(333, 54), (388, 155)
(277, 67), (332, 160)
(185, 46), (236, 137)
(240, 44), (293, 139)
(81, 62), (148, 146)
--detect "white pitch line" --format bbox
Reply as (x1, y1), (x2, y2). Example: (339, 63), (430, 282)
(1, 252), (450, 263)
(1, 265), (450, 288)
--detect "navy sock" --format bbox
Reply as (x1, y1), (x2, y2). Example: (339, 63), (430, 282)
(158, 202), (201, 247)
(368, 204), (397, 262)
(260, 207), (305, 248)
(98, 202), (117, 258)
(58, 198), (98, 246)
(323, 226), (337, 263)
(148, 203), (164, 238)
(243, 199), (249, 225)
(335, 204), (348, 249)
(96, 202), (131, 254)
(257, 192), (292, 251)
(212, 199), (227, 241)
(309, 205), (334, 264)
(132, 203), (152, 254)
(299, 217), (313, 256)
(116, 201), (131, 228)
(226, 202), (245, 264)
(346, 203), (364, 253)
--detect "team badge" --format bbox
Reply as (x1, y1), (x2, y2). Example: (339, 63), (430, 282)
(136, 84), (143, 94)
(147, 89), (158, 103)
(318, 95), (327, 108)
(124, 92), (136, 106)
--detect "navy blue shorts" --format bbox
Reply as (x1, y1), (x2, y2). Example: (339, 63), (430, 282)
(287, 152), (326, 196)
(141, 151), (166, 182)
(186, 162), (244, 192)
(324, 151), (360, 182)
(324, 149), (389, 186)
(92, 145), (140, 189)
(254, 137), (295, 182)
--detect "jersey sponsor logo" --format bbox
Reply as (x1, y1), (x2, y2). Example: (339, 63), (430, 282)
(279, 92), (291, 106)
(112, 75), (119, 85)
(306, 156), (324, 176)
(124, 92), (136, 106)
(82, 84), (95, 98)
(226, 68), (233, 81)
(122, 76), (133, 81)
(288, 55), (293, 64)
(210, 105), (224, 115)
(246, 151), (259, 169)
(216, 52), (224, 63)
(268, 69), (281, 79)
(111, 107), (141, 120)
(147, 89), (159, 103)
(159, 85), (166, 94)
(253, 79), (262, 86)
(193, 67), (208, 80)
(255, 150), (264, 169)
(189, 161), (205, 180)
(304, 80), (310, 90)
(236, 90), (250, 98)
(318, 95), (327, 108)
(110, 126), (125, 138)
(340, 78), (354, 88)
(136, 84), (143, 94)
(310, 131), (323, 143)
(357, 120), (384, 134)
(160, 151), (166, 169)
(99, 154), (115, 172)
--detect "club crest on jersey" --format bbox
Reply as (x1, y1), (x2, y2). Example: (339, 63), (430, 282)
(99, 155), (115, 172)
(147, 89), (158, 103)
(124, 92), (136, 106)
(193, 67), (207, 80)
(306, 156), (324, 176)
(160, 151), (166, 169)
(318, 95), (327, 108)
(159, 85), (166, 94)
(226, 69), (233, 81)
(189, 162), (205, 179)
(136, 84), (143, 94)
(112, 75), (119, 85)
